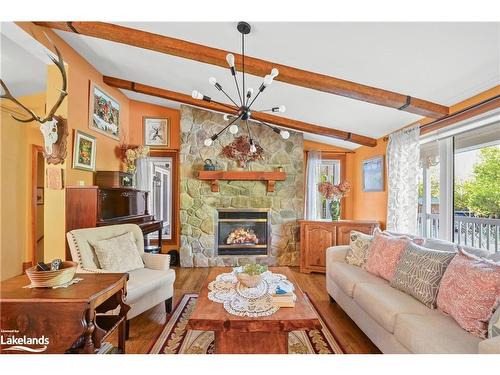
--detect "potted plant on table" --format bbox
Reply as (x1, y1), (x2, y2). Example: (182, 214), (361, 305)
(318, 181), (351, 221)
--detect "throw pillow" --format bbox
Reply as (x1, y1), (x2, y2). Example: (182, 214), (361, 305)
(345, 231), (373, 267)
(92, 232), (144, 273)
(461, 246), (500, 263)
(391, 242), (456, 308)
(423, 238), (458, 253)
(364, 230), (411, 281)
(436, 251), (500, 338)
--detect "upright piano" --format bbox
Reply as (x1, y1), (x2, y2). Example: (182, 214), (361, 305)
(65, 185), (163, 260)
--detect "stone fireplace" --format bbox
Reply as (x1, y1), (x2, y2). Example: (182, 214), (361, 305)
(179, 105), (304, 267)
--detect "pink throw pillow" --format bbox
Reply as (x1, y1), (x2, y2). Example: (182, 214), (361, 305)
(364, 230), (411, 281)
(436, 251), (500, 338)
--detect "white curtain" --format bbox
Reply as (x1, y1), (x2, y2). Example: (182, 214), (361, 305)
(135, 157), (150, 191)
(386, 125), (421, 234)
(305, 151), (321, 219)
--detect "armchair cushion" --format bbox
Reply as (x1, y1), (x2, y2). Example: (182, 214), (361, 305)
(143, 253), (171, 270)
(91, 231), (144, 273)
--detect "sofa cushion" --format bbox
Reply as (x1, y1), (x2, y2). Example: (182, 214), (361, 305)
(328, 262), (387, 297)
(391, 242), (456, 308)
(345, 231), (373, 267)
(126, 268), (176, 304)
(353, 283), (434, 333)
(437, 252), (500, 338)
(91, 232), (144, 273)
(365, 230), (411, 281)
(394, 313), (482, 354)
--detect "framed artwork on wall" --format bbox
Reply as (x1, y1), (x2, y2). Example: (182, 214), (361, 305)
(88, 81), (120, 140)
(72, 130), (97, 172)
(362, 155), (384, 192)
(143, 117), (170, 148)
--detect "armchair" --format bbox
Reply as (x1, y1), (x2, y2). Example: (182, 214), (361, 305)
(66, 224), (176, 335)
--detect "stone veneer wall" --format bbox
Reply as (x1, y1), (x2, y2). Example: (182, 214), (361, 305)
(179, 105), (304, 267)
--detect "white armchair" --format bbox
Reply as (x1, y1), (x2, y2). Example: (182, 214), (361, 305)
(66, 224), (176, 335)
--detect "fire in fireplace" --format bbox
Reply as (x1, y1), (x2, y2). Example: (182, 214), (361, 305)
(216, 209), (270, 256)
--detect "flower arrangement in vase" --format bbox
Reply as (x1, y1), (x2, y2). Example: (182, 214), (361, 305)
(220, 135), (264, 169)
(318, 181), (351, 221)
(120, 144), (150, 174)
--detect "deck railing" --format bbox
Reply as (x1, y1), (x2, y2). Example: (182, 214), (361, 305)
(418, 213), (500, 253)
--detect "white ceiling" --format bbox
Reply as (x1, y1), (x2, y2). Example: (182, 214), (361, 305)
(0, 22), (52, 97)
(4, 22), (499, 149)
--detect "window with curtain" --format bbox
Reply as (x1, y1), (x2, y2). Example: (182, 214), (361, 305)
(305, 152), (342, 220)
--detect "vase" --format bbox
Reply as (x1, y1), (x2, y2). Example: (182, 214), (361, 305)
(329, 199), (341, 221)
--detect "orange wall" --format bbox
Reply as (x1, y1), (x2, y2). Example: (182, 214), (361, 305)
(348, 138), (388, 228)
(129, 100), (180, 149)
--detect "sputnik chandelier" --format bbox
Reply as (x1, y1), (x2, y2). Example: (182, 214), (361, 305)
(191, 21), (290, 153)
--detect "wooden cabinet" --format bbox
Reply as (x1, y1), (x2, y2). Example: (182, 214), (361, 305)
(300, 220), (380, 273)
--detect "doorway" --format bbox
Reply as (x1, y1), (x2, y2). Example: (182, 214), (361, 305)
(31, 145), (44, 266)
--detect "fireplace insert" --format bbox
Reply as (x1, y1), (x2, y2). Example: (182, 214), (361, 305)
(216, 209), (270, 256)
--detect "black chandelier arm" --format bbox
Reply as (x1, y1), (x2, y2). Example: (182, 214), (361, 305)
(206, 98), (239, 113)
(245, 119), (253, 142)
(242, 32), (246, 106)
(255, 119), (282, 134)
(217, 85), (240, 107)
(246, 87), (265, 109)
(231, 71), (244, 106)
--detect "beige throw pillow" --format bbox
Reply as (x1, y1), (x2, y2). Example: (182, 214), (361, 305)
(345, 231), (373, 267)
(92, 232), (144, 272)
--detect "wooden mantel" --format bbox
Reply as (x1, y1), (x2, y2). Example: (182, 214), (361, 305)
(197, 171), (286, 193)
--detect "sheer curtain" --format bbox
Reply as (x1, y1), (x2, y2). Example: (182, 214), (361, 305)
(305, 151), (321, 219)
(386, 125), (421, 234)
(135, 157), (150, 191)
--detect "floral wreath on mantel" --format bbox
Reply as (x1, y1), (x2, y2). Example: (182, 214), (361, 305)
(220, 135), (264, 168)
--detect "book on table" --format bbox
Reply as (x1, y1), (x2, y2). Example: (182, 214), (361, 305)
(271, 282), (295, 308)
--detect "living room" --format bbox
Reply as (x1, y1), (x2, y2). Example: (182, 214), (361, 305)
(1, 1), (499, 372)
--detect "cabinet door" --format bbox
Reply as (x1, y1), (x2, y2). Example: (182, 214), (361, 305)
(303, 224), (336, 268)
(337, 224), (376, 245)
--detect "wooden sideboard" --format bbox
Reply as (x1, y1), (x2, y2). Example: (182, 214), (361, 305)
(299, 220), (380, 273)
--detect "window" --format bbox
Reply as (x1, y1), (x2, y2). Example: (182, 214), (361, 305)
(305, 152), (344, 221)
(418, 114), (500, 253)
(137, 156), (173, 241)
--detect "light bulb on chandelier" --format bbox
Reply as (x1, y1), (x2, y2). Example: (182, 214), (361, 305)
(192, 90), (203, 100)
(204, 137), (214, 147)
(229, 124), (239, 134)
(249, 140), (257, 153)
(280, 130), (290, 140)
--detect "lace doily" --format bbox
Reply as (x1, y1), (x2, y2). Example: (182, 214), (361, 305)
(207, 270), (295, 317)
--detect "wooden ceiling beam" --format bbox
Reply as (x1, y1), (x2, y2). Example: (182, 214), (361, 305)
(35, 21), (449, 118)
(102, 76), (377, 147)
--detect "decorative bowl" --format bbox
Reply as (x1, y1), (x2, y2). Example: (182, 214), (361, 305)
(236, 272), (262, 288)
(26, 261), (77, 288)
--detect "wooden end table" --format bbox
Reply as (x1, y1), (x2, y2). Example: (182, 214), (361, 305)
(0, 273), (130, 354)
(187, 267), (321, 354)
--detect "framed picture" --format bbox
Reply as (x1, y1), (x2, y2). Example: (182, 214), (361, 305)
(362, 156), (384, 192)
(36, 188), (44, 205)
(143, 117), (170, 148)
(89, 81), (120, 140)
(72, 130), (97, 171)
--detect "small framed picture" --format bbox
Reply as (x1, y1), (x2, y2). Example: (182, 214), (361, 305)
(362, 156), (384, 192)
(143, 117), (170, 148)
(89, 81), (120, 140)
(72, 130), (97, 172)
(36, 188), (44, 205)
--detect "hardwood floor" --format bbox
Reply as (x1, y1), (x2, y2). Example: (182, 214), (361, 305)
(110, 267), (380, 354)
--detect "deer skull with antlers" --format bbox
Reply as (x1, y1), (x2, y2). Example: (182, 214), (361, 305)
(1, 40), (67, 156)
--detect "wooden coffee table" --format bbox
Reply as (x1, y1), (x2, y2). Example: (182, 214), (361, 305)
(187, 267), (321, 354)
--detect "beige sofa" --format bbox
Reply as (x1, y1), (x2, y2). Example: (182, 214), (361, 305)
(67, 224), (176, 328)
(326, 245), (500, 354)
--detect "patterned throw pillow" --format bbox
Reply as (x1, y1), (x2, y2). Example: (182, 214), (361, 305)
(436, 251), (500, 338)
(345, 231), (373, 267)
(91, 232), (144, 273)
(391, 242), (456, 308)
(364, 230), (411, 281)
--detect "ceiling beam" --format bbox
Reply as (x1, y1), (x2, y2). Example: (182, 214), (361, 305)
(35, 21), (449, 119)
(103, 76), (377, 147)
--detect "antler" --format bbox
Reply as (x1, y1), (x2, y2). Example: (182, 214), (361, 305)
(0, 35), (67, 124)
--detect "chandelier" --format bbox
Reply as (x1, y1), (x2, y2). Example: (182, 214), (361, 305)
(191, 21), (290, 153)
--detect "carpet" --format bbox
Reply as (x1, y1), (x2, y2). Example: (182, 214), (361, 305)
(148, 293), (344, 354)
